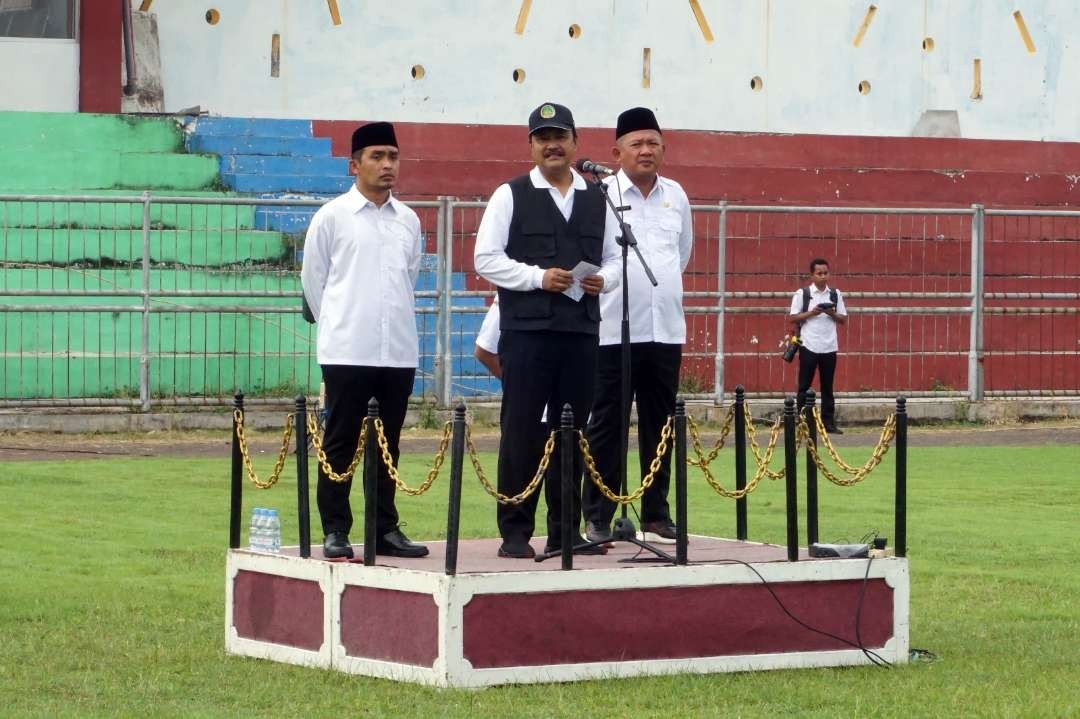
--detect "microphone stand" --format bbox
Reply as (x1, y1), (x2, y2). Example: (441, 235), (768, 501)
(542, 170), (673, 563)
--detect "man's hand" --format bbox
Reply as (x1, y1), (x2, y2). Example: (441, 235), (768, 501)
(542, 268), (574, 292)
(580, 274), (604, 295)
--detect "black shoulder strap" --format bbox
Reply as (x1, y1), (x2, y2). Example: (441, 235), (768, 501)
(801, 286), (811, 313)
(830, 288), (838, 304)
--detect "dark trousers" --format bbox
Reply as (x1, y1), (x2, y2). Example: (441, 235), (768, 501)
(582, 342), (682, 527)
(796, 349), (838, 426)
(497, 330), (598, 544)
(316, 364), (415, 537)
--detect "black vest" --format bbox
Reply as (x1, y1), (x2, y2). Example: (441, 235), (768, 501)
(497, 174), (606, 334)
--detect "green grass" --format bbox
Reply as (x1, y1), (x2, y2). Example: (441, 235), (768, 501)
(0, 440), (1077, 717)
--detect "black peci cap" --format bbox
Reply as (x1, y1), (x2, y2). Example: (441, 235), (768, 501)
(351, 121), (399, 155)
(615, 107), (662, 140)
(528, 102), (575, 135)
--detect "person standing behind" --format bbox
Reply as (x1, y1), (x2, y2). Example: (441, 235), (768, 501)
(581, 107), (694, 545)
(474, 102), (621, 559)
(789, 258), (848, 434)
(300, 122), (429, 559)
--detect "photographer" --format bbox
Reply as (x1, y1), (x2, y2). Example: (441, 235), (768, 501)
(788, 258), (847, 434)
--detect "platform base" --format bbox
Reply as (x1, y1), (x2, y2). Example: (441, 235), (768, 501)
(225, 536), (908, 687)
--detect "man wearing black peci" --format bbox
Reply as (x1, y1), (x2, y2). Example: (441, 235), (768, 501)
(300, 121), (429, 560)
(789, 258), (848, 433)
(581, 107), (694, 546)
(474, 102), (621, 559)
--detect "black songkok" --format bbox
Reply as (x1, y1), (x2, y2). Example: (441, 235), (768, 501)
(351, 121), (399, 155)
(615, 107), (662, 140)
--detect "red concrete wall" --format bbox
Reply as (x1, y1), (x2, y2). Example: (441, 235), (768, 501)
(79, 0), (121, 114)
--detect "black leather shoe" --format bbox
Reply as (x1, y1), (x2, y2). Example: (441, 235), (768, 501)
(545, 535), (607, 555)
(497, 539), (536, 559)
(375, 529), (429, 558)
(323, 531), (354, 559)
(825, 425), (844, 435)
(585, 520), (614, 547)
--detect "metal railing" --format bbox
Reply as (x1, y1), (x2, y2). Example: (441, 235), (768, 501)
(2, 193), (1077, 410)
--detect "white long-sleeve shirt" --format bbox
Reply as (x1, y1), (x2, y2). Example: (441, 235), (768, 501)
(300, 184), (421, 367)
(474, 166), (621, 295)
(598, 170), (694, 345)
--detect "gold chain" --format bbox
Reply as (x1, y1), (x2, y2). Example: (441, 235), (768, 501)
(233, 409), (294, 490)
(744, 404), (797, 479)
(305, 412), (366, 484)
(579, 416), (674, 505)
(373, 417), (451, 496)
(693, 414), (784, 498)
(467, 424), (552, 505)
(801, 410), (896, 486)
(686, 404), (735, 468)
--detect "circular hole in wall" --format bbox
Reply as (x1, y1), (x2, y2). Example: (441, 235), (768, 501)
(858, 80), (872, 95)
(513, 68), (526, 84)
(750, 75), (763, 91)
(569, 24), (582, 39)
(411, 64), (425, 80)
(922, 37), (935, 51)
(205, 9), (220, 25)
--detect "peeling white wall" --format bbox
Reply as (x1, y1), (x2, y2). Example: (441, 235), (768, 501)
(0, 38), (78, 112)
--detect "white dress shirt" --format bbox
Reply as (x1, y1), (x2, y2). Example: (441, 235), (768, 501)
(789, 284), (847, 354)
(475, 299), (500, 354)
(301, 184), (422, 367)
(474, 166), (621, 295)
(598, 170), (693, 345)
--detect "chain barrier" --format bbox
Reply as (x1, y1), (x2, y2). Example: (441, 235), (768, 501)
(373, 417), (452, 496)
(686, 404), (735, 468)
(467, 424), (553, 505)
(744, 403), (800, 480)
(800, 408), (897, 486)
(233, 409), (294, 490)
(579, 416), (674, 505)
(691, 414), (785, 498)
(306, 412), (367, 484)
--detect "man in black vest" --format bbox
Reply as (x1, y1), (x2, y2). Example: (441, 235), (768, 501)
(474, 102), (621, 559)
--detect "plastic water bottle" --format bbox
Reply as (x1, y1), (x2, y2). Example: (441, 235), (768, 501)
(248, 507), (267, 552)
(266, 509), (281, 553)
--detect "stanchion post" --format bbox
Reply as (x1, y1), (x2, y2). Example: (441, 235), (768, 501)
(363, 397), (380, 566)
(804, 389), (819, 548)
(675, 398), (688, 565)
(783, 397), (799, 561)
(734, 385), (747, 540)
(560, 403), (574, 571)
(295, 394), (311, 558)
(445, 403), (466, 576)
(895, 396), (907, 557)
(229, 389), (244, 549)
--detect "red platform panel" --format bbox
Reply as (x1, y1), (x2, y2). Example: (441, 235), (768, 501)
(340, 586), (438, 667)
(462, 579), (892, 668)
(232, 570), (323, 650)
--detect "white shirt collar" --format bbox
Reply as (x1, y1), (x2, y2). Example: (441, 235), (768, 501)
(344, 183), (400, 214)
(612, 168), (663, 200)
(530, 165), (587, 193)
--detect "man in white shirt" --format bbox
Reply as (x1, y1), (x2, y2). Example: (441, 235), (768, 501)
(474, 102), (621, 559)
(300, 122), (429, 560)
(788, 258), (848, 433)
(581, 107), (694, 545)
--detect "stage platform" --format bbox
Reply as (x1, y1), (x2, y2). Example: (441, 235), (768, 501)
(225, 536), (909, 687)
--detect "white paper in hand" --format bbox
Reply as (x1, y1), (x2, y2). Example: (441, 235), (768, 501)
(563, 261), (601, 302)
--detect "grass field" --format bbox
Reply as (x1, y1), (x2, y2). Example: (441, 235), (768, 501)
(0, 436), (1077, 717)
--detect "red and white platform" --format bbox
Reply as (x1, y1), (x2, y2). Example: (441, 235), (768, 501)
(225, 537), (908, 687)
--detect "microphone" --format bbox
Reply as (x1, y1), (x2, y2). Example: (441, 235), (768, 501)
(576, 159), (616, 176)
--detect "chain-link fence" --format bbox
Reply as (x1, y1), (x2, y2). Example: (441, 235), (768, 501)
(2, 194), (1077, 409)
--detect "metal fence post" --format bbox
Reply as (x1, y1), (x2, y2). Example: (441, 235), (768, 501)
(438, 196), (456, 408)
(969, 204), (985, 402)
(139, 191), (152, 412)
(783, 397), (799, 561)
(714, 201), (727, 405)
(734, 385), (747, 540)
(433, 197), (449, 407)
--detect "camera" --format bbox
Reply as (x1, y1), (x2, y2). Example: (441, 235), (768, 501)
(781, 335), (801, 362)
(815, 302), (836, 313)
